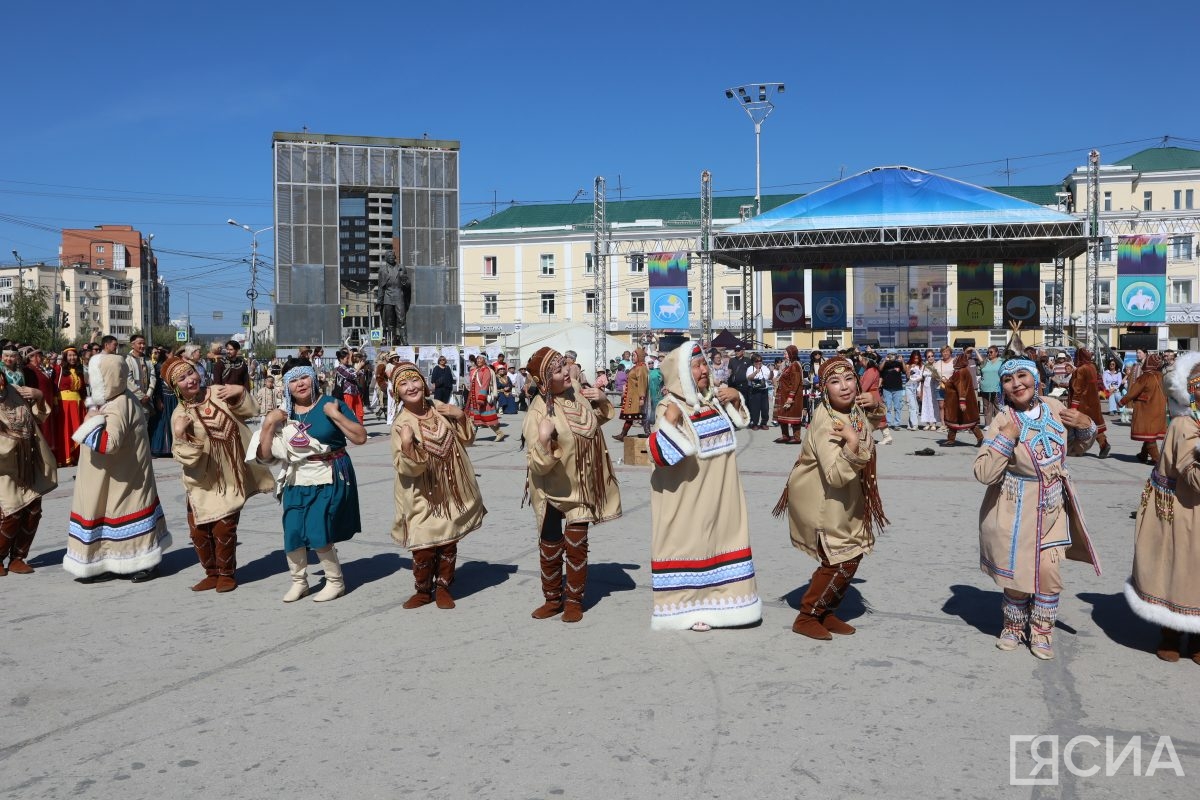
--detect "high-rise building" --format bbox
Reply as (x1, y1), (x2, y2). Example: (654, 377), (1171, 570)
(271, 131), (462, 348)
(58, 224), (165, 341)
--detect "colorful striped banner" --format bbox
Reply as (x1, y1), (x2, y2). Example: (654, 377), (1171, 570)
(957, 261), (994, 328)
(1002, 261), (1040, 328)
(1116, 235), (1167, 324)
(648, 252), (689, 330)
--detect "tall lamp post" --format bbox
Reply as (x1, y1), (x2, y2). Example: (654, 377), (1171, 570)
(144, 233), (155, 348)
(724, 82), (785, 347)
(11, 250), (23, 289)
(226, 219), (272, 350)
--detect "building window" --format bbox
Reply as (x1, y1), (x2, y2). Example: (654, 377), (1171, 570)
(482, 293), (498, 316)
(96, 258), (105, 267)
(1043, 282), (1061, 307)
(584, 253), (594, 275)
(1103, 191), (1112, 211)
(629, 254), (645, 273)
(539, 254), (555, 276)
(1094, 280), (1112, 308)
(0, 278), (10, 289)
(540, 292), (556, 316)
(1189, 189), (1195, 210)
(725, 288), (742, 313)
(1144, 191), (1153, 211)
(776, 331), (793, 345)
(687, 290), (693, 310)
(1170, 235), (1193, 261)
(95, 245), (105, 254)
(630, 290), (645, 314)
(1175, 190), (1183, 210)
(1171, 280), (1192, 304)
(1099, 237), (1113, 261)
(585, 291), (597, 314)
(483, 256), (497, 277)
(930, 284), (947, 309)
(877, 284), (897, 310)
(483, 334), (499, 347)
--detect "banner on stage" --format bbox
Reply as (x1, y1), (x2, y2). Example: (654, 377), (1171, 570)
(770, 267), (806, 330)
(1002, 261), (1040, 328)
(648, 252), (689, 330)
(811, 265), (847, 330)
(957, 262), (994, 329)
(1116, 235), (1167, 324)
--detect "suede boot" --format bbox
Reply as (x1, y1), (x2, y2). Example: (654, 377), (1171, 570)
(997, 593), (1031, 650)
(531, 537), (565, 619)
(213, 516), (239, 593)
(562, 524), (588, 623)
(820, 556), (862, 635)
(312, 547), (345, 602)
(1030, 592), (1059, 660)
(434, 542), (457, 609)
(188, 506), (219, 591)
(792, 565), (835, 640)
(403, 548), (436, 609)
(1156, 627), (1182, 663)
(282, 548), (311, 602)
(8, 501), (41, 575)
(0, 512), (19, 577)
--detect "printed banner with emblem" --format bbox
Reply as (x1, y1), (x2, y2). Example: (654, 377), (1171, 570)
(770, 267), (806, 330)
(810, 265), (847, 330)
(1116, 234), (1167, 324)
(648, 252), (689, 330)
(956, 261), (994, 328)
(1002, 261), (1040, 327)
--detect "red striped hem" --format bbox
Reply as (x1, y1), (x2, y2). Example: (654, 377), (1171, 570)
(653, 547), (752, 571)
(70, 499), (161, 529)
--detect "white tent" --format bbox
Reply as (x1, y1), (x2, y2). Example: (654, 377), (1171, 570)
(482, 322), (627, 380)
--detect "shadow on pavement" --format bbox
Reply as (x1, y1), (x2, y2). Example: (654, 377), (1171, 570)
(237, 548), (287, 585)
(348, 552), (409, 593)
(584, 562), (640, 610)
(942, 584), (1003, 635)
(1077, 591), (1158, 655)
(158, 545), (199, 578)
(779, 577), (868, 622)
(29, 548), (67, 569)
(454, 560), (519, 601)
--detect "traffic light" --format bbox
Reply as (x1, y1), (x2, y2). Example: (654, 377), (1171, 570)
(60, 311), (70, 329)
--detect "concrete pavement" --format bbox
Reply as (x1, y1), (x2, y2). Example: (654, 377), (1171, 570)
(2, 410), (1197, 799)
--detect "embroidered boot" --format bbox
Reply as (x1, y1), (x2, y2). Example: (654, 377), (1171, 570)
(188, 505), (219, 591)
(312, 546), (345, 602)
(8, 501), (42, 575)
(0, 511), (20, 577)
(562, 524), (589, 623)
(820, 556), (862, 635)
(997, 593), (1031, 651)
(792, 565), (835, 640)
(532, 536), (565, 619)
(434, 542), (457, 609)
(1029, 592), (1059, 660)
(403, 547), (436, 609)
(213, 517), (239, 593)
(1156, 627), (1182, 663)
(282, 548), (311, 603)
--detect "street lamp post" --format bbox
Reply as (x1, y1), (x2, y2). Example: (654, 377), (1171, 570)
(724, 82), (785, 348)
(227, 219), (272, 350)
(144, 233), (155, 348)
(11, 250), (23, 290)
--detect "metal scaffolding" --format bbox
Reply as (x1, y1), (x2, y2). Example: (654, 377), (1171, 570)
(593, 176), (609, 372)
(1049, 256), (1066, 347)
(700, 170), (714, 345)
(1084, 150), (1101, 353)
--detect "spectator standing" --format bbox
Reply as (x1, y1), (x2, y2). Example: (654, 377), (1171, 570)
(744, 355), (773, 430)
(879, 351), (906, 431)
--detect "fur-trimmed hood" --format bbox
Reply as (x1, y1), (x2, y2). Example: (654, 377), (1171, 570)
(661, 339), (713, 412)
(88, 353), (129, 404)
(1164, 351), (1200, 418)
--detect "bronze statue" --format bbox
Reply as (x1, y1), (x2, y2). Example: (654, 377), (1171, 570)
(376, 250), (412, 345)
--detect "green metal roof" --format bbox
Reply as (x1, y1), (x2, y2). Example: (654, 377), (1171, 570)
(1113, 146), (1200, 173)
(463, 184), (1064, 232)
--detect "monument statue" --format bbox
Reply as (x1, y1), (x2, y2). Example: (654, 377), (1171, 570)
(376, 250), (412, 345)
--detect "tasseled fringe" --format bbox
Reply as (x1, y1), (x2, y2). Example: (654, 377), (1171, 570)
(196, 404), (247, 498)
(1153, 485), (1174, 523)
(771, 486), (789, 517)
(521, 468), (530, 509)
(574, 431), (610, 521)
(417, 446), (472, 519)
(13, 438), (35, 490)
(861, 453), (890, 538)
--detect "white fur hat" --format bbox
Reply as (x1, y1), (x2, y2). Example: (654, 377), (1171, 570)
(1164, 351), (1200, 418)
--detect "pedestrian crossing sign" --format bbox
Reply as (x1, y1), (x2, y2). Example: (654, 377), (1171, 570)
(370, 329), (383, 342)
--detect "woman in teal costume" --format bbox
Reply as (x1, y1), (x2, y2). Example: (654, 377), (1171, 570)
(258, 358), (366, 602)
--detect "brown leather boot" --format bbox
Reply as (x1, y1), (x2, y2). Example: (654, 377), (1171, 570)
(792, 564), (835, 640)
(820, 556), (862, 635)
(434, 542), (457, 609)
(8, 500), (41, 575)
(562, 523), (588, 623)
(1156, 627), (1182, 663)
(531, 537), (565, 619)
(213, 515), (239, 593)
(403, 548), (436, 609)
(0, 511), (19, 577)
(188, 514), (219, 592)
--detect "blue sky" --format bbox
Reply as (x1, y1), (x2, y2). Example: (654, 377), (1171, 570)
(4, 0), (1198, 332)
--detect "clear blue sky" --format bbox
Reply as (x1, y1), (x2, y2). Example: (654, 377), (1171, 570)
(4, 0), (1198, 332)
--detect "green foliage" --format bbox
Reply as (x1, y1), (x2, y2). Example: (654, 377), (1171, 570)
(0, 287), (65, 350)
(251, 336), (276, 363)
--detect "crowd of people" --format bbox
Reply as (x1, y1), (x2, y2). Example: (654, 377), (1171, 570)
(0, 329), (1196, 665)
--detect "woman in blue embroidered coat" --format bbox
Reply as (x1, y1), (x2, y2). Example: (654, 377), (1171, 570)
(647, 341), (760, 632)
(778, 355), (889, 640)
(256, 359), (366, 603)
(974, 358), (1100, 660)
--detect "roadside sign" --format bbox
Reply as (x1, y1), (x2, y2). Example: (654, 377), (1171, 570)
(369, 329), (383, 342)
(340, 306), (347, 318)
(175, 330), (188, 342)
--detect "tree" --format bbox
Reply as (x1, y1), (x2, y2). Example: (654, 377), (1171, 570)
(0, 287), (60, 350)
(251, 336), (276, 363)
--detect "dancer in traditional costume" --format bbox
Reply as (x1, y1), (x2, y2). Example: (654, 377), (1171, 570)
(65, 354), (171, 582)
(1126, 352), (1200, 662)
(164, 357), (274, 593)
(20, 347), (56, 450)
(647, 341), (761, 631)
(333, 348), (364, 423)
(975, 355), (1100, 659)
(777, 355), (889, 639)
(50, 346), (86, 467)
(1119, 352), (1167, 464)
(613, 348), (649, 442)
(254, 359), (366, 603)
(773, 345), (805, 443)
(466, 354), (506, 442)
(0, 369), (57, 575)
(857, 352), (893, 445)
(1068, 348), (1109, 458)
(150, 351), (178, 457)
(941, 352), (984, 447)
(523, 347), (622, 622)
(390, 362), (486, 610)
